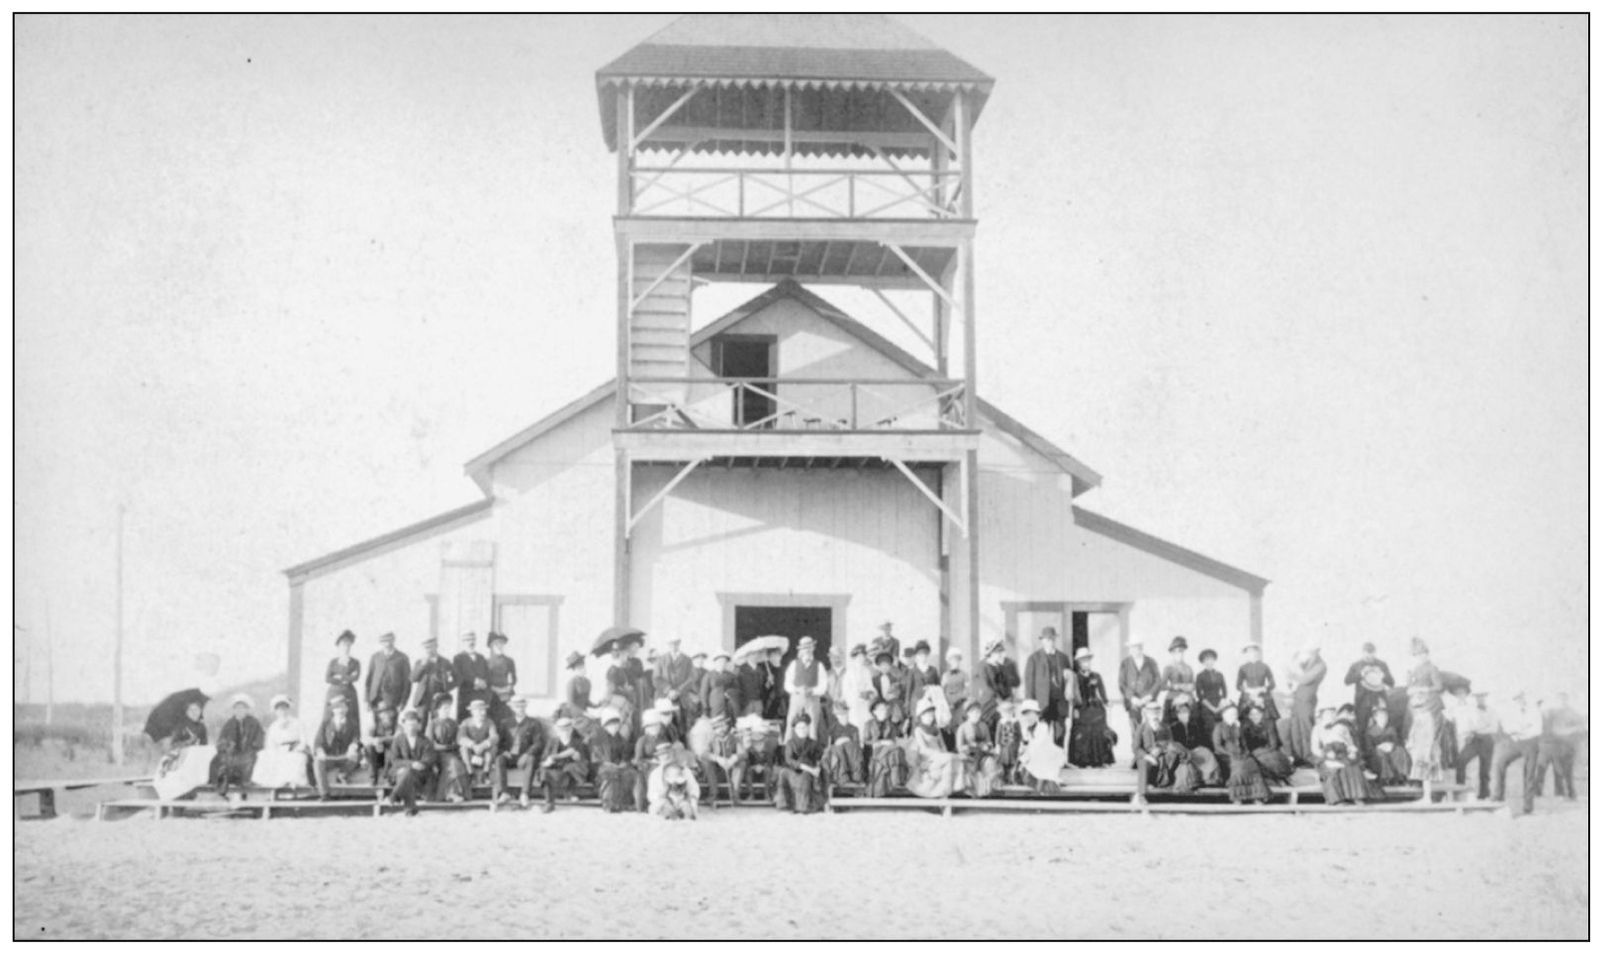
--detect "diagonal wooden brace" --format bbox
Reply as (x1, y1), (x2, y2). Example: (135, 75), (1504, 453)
(886, 457), (967, 536)
(884, 244), (959, 315)
(628, 457), (706, 535)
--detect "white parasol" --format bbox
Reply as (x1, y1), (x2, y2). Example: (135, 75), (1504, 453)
(732, 635), (790, 662)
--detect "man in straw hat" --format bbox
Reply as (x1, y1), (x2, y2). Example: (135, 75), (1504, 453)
(783, 635), (828, 741)
(409, 636), (456, 716)
(1491, 689), (1543, 814)
(537, 713), (592, 813)
(386, 708), (435, 815)
(209, 693), (265, 799)
(1118, 638), (1161, 766)
(365, 632), (412, 720)
(313, 694), (363, 799)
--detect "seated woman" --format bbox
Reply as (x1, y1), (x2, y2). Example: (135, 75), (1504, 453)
(1135, 700), (1201, 802)
(1067, 646), (1116, 768)
(1168, 699), (1223, 787)
(1310, 706), (1339, 767)
(1243, 703), (1294, 783)
(863, 697), (908, 798)
(905, 699), (966, 798)
(1362, 705), (1411, 784)
(820, 698), (865, 789)
(425, 693), (471, 803)
(1212, 704), (1270, 804)
(594, 708), (641, 813)
(956, 701), (1003, 798)
(1017, 699), (1067, 794)
(775, 712), (827, 814)
(253, 694), (311, 790)
(1318, 705), (1382, 805)
(153, 700), (214, 801)
(648, 742), (700, 820)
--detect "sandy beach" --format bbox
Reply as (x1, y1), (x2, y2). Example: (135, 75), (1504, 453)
(14, 793), (1586, 940)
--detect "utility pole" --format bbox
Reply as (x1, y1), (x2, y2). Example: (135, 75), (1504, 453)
(43, 601), (53, 726)
(14, 624), (29, 710)
(112, 504), (126, 766)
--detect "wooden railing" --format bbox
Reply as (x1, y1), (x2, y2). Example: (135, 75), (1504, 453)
(629, 167), (964, 220)
(624, 377), (969, 431)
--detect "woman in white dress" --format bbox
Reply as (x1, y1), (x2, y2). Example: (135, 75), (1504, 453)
(252, 694), (311, 789)
(153, 701), (215, 800)
(840, 644), (877, 735)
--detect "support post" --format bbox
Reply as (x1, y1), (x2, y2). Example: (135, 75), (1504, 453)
(616, 85), (633, 214)
(937, 465), (951, 658)
(112, 504), (125, 766)
(287, 580), (304, 717)
(616, 236), (631, 426)
(613, 450), (632, 626)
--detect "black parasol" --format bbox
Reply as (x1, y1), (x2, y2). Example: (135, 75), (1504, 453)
(1440, 670), (1472, 695)
(591, 626), (645, 657)
(143, 688), (210, 742)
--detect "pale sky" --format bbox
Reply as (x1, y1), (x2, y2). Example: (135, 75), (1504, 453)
(14, 14), (1586, 705)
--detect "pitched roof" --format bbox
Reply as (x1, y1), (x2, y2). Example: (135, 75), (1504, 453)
(1072, 506), (1269, 595)
(283, 499), (494, 582)
(463, 279), (1102, 497)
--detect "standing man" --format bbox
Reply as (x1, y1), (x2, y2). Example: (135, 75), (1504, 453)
(453, 632), (492, 721)
(365, 632), (412, 725)
(1287, 643), (1329, 768)
(782, 636), (828, 741)
(1450, 687), (1498, 800)
(653, 636), (695, 735)
(409, 636), (456, 717)
(1491, 690), (1544, 814)
(1118, 638), (1162, 764)
(1540, 691), (1586, 801)
(486, 632), (517, 727)
(1343, 641), (1395, 728)
(1025, 628), (1074, 746)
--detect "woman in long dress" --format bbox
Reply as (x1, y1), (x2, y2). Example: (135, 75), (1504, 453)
(1403, 638), (1445, 799)
(1212, 705), (1269, 804)
(1017, 699), (1067, 793)
(605, 646), (639, 742)
(1317, 707), (1382, 805)
(1362, 705), (1412, 784)
(153, 702), (214, 800)
(1169, 699), (1223, 786)
(1067, 647), (1115, 768)
(1243, 703), (1293, 783)
(863, 697), (907, 798)
(425, 694), (470, 802)
(904, 700), (965, 798)
(252, 694), (311, 789)
(956, 701), (1002, 798)
(325, 631), (361, 725)
(839, 644), (876, 735)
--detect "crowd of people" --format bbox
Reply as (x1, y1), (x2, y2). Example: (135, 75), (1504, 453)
(151, 624), (1585, 817)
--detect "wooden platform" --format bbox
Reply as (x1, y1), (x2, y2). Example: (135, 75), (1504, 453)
(15, 777), (150, 820)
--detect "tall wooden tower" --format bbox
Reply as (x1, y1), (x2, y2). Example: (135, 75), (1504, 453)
(597, 15), (994, 655)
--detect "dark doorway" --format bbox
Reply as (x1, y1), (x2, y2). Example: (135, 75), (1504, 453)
(734, 605), (831, 670)
(714, 336), (776, 428)
(1071, 611), (1090, 654)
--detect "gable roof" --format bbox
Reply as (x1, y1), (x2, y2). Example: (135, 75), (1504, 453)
(1072, 506), (1269, 595)
(463, 279), (1102, 497)
(284, 498), (494, 583)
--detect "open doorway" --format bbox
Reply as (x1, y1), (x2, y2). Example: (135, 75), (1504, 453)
(734, 605), (831, 669)
(712, 335), (776, 427)
(1003, 600), (1133, 764)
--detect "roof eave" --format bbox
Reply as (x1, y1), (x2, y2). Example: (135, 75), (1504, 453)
(1071, 505), (1269, 596)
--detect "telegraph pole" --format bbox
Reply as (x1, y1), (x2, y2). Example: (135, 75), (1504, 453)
(112, 504), (126, 766)
(43, 601), (53, 726)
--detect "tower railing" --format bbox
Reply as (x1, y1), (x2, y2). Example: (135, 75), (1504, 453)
(623, 377), (969, 432)
(630, 167), (964, 220)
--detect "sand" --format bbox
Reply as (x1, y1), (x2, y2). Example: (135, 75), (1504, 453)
(12, 794), (1587, 940)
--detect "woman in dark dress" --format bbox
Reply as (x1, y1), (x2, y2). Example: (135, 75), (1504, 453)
(1212, 705), (1270, 804)
(425, 693), (470, 802)
(1317, 706), (1381, 805)
(863, 697), (907, 798)
(1362, 705), (1412, 784)
(1067, 647), (1115, 768)
(1243, 702), (1294, 783)
(1194, 649), (1229, 740)
(325, 630), (361, 723)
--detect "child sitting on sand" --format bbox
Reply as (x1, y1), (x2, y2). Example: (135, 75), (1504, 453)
(648, 741), (699, 820)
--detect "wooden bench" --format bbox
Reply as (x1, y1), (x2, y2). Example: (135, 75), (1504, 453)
(15, 777), (150, 819)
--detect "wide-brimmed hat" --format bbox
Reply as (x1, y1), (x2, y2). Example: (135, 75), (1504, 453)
(798, 636), (816, 647)
(792, 711), (813, 726)
(901, 646), (917, 658)
(335, 630), (356, 646)
(849, 644), (866, 657)
(983, 638), (1005, 655)
(913, 640), (931, 654)
(487, 632), (509, 646)
(1073, 646), (1093, 662)
(654, 698), (675, 715)
(229, 693), (254, 709)
(565, 651), (586, 669)
(654, 741), (673, 754)
(1198, 648), (1218, 663)
(1242, 642), (1261, 653)
(599, 707), (623, 725)
(874, 652), (894, 665)
(712, 650), (731, 661)
(374, 699), (396, 714)
(1019, 699), (1042, 715)
(915, 699), (937, 717)
(269, 694), (292, 710)
(1168, 636), (1188, 653)
(965, 700), (983, 713)
(400, 709), (423, 724)
(642, 710), (663, 728)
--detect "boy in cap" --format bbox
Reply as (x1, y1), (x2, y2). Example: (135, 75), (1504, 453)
(365, 631), (412, 719)
(458, 697), (502, 797)
(994, 697), (1023, 784)
(701, 650), (740, 725)
(409, 637), (456, 715)
(561, 651), (592, 718)
(820, 696), (865, 790)
(313, 695), (364, 798)
(426, 693), (471, 802)
(452, 632), (493, 721)
(775, 712), (827, 814)
(364, 700), (400, 786)
(594, 709), (641, 813)
(698, 715), (747, 809)
(496, 697), (546, 807)
(537, 713), (592, 813)
(387, 708), (436, 815)
(486, 632), (517, 725)
(209, 694), (265, 799)
(647, 741), (700, 820)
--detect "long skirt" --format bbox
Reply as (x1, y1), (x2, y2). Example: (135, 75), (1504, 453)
(866, 743), (908, 798)
(1147, 743), (1202, 793)
(821, 740), (864, 786)
(906, 745), (965, 798)
(1319, 760), (1383, 804)
(1287, 702), (1318, 766)
(154, 745), (216, 800)
(1225, 754), (1271, 803)
(774, 767), (827, 813)
(961, 752), (1002, 798)
(1251, 746), (1294, 783)
(1069, 705), (1116, 768)
(1367, 744), (1412, 784)
(433, 754), (471, 801)
(1187, 746), (1223, 786)
(1406, 709), (1444, 782)
(596, 764), (640, 812)
(252, 745), (311, 789)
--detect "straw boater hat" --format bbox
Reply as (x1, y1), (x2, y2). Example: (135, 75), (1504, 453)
(1243, 642), (1261, 653)
(229, 693), (254, 709)
(641, 710), (663, 728)
(916, 698), (937, 717)
(712, 649), (731, 661)
(1168, 636), (1188, 653)
(1073, 646), (1093, 661)
(378, 631), (396, 644)
(1143, 699), (1164, 713)
(554, 715), (574, 729)
(269, 694), (292, 710)
(599, 707), (623, 725)
(468, 698), (488, 711)
(654, 697), (675, 715)
(798, 636), (815, 648)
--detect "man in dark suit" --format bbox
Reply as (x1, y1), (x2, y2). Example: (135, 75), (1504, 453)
(495, 696), (546, 807)
(1024, 628), (1073, 745)
(209, 694), (265, 798)
(365, 631), (412, 720)
(1118, 638), (1162, 766)
(653, 636), (697, 734)
(409, 636), (455, 716)
(386, 708), (437, 815)
(452, 631), (493, 720)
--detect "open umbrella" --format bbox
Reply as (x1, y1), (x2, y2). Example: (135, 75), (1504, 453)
(732, 635), (791, 662)
(591, 626), (645, 658)
(1439, 670), (1472, 695)
(143, 688), (210, 742)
